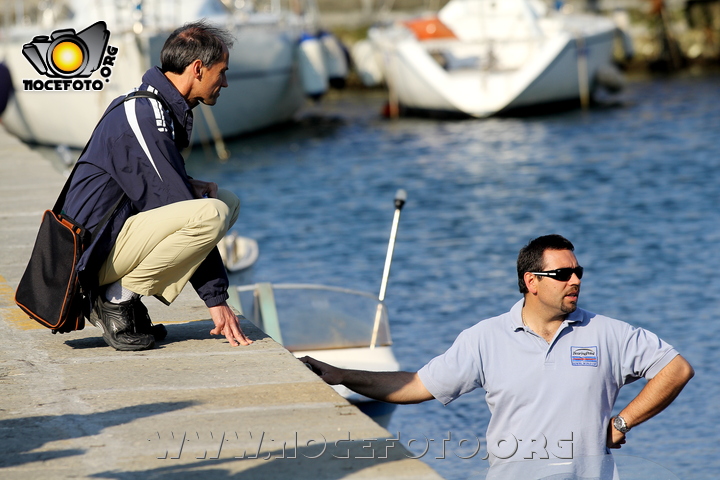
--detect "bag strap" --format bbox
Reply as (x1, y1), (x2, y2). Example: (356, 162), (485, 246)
(52, 90), (173, 236)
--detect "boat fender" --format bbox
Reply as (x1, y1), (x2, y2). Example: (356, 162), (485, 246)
(0, 62), (14, 116)
(298, 32), (328, 100)
(319, 31), (349, 89)
(350, 39), (384, 87)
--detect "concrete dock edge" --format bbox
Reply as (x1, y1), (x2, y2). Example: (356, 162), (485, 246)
(0, 127), (444, 479)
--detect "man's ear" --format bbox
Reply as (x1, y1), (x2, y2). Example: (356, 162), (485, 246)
(190, 59), (203, 80)
(524, 272), (539, 294)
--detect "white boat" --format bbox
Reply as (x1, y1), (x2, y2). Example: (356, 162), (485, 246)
(218, 233), (259, 272)
(0, 0), (345, 149)
(226, 190), (408, 427)
(228, 282), (400, 427)
(361, 0), (627, 117)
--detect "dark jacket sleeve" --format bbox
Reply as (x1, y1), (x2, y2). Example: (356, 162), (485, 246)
(190, 248), (230, 307)
(103, 98), (195, 210)
(71, 96), (229, 307)
(111, 99), (230, 307)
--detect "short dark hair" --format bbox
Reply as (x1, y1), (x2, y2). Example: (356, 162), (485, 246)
(517, 234), (575, 294)
(160, 20), (234, 74)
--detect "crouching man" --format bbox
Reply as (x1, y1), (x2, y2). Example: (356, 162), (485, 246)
(62, 21), (251, 350)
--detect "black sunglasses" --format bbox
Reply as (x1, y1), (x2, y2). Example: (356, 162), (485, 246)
(530, 266), (584, 281)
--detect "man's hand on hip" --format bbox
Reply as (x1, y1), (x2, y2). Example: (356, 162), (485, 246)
(606, 420), (627, 449)
(209, 301), (253, 346)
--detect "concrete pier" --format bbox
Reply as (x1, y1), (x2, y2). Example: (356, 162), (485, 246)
(0, 128), (443, 480)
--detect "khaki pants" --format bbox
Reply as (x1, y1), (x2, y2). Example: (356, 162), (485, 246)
(98, 189), (240, 304)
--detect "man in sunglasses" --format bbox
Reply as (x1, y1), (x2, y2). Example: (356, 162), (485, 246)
(301, 234), (693, 473)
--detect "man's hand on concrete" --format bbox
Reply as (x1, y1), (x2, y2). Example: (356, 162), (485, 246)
(189, 179), (218, 199)
(299, 356), (343, 385)
(209, 301), (252, 346)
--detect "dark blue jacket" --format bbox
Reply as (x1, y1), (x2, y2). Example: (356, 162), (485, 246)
(63, 66), (229, 307)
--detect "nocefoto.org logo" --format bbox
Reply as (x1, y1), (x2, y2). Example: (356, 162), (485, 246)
(21, 21), (118, 92)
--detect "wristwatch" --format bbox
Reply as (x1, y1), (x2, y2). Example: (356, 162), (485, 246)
(612, 415), (630, 434)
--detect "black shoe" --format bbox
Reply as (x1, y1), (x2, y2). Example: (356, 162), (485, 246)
(89, 296), (155, 351)
(134, 299), (167, 341)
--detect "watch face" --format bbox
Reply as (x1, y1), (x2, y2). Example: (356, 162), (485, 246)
(614, 416), (628, 432)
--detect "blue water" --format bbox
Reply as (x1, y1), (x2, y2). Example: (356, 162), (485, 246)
(185, 71), (720, 480)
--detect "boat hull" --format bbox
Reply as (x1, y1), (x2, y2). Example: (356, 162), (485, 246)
(369, 2), (622, 117)
(1, 19), (307, 148)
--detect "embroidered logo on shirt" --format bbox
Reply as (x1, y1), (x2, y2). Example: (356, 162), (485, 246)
(571, 346), (598, 367)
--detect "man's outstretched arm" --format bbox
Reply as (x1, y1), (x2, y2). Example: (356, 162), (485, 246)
(608, 354), (694, 448)
(300, 356), (435, 405)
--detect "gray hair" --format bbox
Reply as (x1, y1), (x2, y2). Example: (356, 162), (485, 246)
(160, 20), (234, 74)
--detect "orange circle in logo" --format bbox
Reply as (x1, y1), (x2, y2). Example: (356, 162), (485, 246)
(51, 41), (84, 73)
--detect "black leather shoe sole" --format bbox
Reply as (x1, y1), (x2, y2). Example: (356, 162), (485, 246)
(90, 298), (155, 351)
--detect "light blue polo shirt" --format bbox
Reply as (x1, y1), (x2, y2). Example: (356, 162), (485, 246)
(418, 299), (678, 465)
